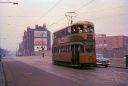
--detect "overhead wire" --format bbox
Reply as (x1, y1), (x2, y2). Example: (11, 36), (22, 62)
(49, 0), (128, 28)
(76, 5), (128, 21)
(79, 5), (128, 14)
(85, 12), (128, 21)
(75, 0), (95, 12)
(48, 0), (95, 27)
(33, 0), (62, 24)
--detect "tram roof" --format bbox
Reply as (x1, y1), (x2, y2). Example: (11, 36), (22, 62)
(54, 21), (94, 34)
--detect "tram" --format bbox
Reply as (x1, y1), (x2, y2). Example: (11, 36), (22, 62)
(52, 21), (96, 67)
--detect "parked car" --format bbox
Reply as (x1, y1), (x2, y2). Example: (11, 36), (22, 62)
(96, 54), (110, 67)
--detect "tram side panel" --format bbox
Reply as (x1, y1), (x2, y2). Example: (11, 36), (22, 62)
(52, 52), (72, 62)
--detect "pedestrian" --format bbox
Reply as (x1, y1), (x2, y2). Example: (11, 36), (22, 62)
(42, 52), (44, 58)
(125, 55), (128, 68)
(42, 47), (44, 58)
(0, 55), (1, 62)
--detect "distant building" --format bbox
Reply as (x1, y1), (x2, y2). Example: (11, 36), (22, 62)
(0, 48), (7, 57)
(95, 34), (128, 58)
(19, 24), (51, 56)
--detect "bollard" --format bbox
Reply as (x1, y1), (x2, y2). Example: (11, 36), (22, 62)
(125, 55), (128, 69)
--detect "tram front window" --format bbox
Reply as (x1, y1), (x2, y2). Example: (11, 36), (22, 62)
(86, 48), (93, 53)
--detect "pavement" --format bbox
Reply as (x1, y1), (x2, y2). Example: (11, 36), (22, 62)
(0, 62), (5, 86)
(109, 58), (127, 69)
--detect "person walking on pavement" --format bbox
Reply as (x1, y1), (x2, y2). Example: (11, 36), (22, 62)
(125, 55), (128, 68)
(0, 55), (1, 62)
(42, 47), (44, 58)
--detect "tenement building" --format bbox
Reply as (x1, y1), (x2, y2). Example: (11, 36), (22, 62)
(19, 24), (51, 56)
(95, 34), (128, 58)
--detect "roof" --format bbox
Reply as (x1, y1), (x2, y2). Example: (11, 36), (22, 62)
(53, 21), (94, 34)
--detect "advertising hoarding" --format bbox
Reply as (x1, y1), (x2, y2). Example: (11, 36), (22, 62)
(34, 45), (42, 51)
(34, 38), (47, 45)
(34, 31), (47, 37)
(34, 38), (43, 45)
(34, 31), (48, 51)
(42, 31), (47, 37)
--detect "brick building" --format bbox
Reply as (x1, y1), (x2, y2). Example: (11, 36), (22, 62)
(95, 34), (128, 58)
(18, 24), (51, 56)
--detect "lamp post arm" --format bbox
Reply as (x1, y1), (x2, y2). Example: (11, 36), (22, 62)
(0, 2), (18, 5)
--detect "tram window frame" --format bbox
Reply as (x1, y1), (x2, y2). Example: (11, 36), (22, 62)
(86, 46), (95, 53)
(88, 26), (94, 33)
(79, 45), (84, 53)
(83, 25), (88, 32)
(66, 45), (71, 52)
(83, 25), (94, 33)
(65, 46), (68, 52)
(62, 46), (64, 52)
(86, 48), (92, 53)
(67, 27), (71, 35)
(71, 25), (79, 34)
(77, 25), (84, 33)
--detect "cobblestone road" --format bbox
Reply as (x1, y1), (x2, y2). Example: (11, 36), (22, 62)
(3, 56), (128, 86)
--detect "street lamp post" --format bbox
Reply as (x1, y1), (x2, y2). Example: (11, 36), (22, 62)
(0, 0), (18, 59)
(0, 1), (18, 5)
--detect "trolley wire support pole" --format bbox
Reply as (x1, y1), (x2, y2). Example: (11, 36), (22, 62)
(65, 12), (77, 25)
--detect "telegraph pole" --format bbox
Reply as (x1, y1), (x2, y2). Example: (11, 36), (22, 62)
(65, 12), (77, 25)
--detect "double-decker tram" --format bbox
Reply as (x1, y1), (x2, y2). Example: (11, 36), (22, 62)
(52, 21), (96, 67)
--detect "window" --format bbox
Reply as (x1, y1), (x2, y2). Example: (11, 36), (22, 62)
(88, 26), (94, 33)
(79, 45), (84, 52)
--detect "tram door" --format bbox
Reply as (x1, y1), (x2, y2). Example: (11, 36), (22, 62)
(71, 45), (80, 65)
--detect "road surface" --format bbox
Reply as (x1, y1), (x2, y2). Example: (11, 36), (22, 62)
(2, 56), (128, 86)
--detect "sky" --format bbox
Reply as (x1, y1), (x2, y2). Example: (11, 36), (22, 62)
(0, 0), (128, 51)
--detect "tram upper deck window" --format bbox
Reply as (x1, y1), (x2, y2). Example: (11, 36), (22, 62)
(83, 25), (94, 33)
(88, 26), (94, 33)
(70, 25), (94, 34)
(78, 25), (83, 33)
(71, 25), (83, 34)
(67, 27), (71, 35)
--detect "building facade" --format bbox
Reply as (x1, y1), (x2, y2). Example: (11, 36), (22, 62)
(19, 24), (51, 56)
(95, 34), (128, 58)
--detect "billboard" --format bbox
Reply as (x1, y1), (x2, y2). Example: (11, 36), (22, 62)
(34, 45), (42, 51)
(34, 38), (43, 45)
(42, 31), (47, 37)
(34, 38), (47, 45)
(34, 45), (47, 51)
(42, 38), (47, 45)
(34, 31), (48, 51)
(34, 31), (47, 37)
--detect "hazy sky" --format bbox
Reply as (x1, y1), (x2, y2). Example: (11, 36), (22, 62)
(0, 0), (128, 51)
